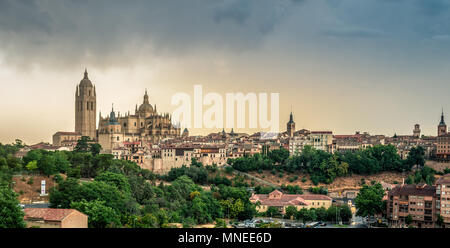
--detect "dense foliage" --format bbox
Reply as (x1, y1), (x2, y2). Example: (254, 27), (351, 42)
(0, 186), (26, 228)
(355, 183), (385, 217)
(262, 205), (352, 224)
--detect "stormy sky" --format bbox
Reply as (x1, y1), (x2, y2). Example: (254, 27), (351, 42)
(1, 0), (450, 144)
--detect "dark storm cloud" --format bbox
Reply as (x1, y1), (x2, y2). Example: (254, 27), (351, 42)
(0, 0), (52, 33)
(2, 0), (450, 69)
(323, 27), (383, 38)
(0, 0), (303, 69)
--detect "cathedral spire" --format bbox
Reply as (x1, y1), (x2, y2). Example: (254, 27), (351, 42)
(143, 89), (149, 104)
(440, 108), (446, 126)
(84, 68), (88, 79)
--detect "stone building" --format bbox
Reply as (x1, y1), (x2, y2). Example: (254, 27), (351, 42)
(386, 184), (436, 228)
(24, 208), (88, 228)
(52, 131), (81, 147)
(75, 69), (97, 140)
(98, 89), (181, 153)
(438, 110), (447, 137)
(286, 112), (295, 137)
(413, 124), (421, 138)
(249, 190), (332, 214)
(436, 174), (450, 227)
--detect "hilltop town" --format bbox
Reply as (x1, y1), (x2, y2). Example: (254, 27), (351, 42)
(2, 70), (450, 229)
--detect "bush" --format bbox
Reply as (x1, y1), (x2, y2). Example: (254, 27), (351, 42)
(224, 166), (234, 174)
(27, 177), (34, 185)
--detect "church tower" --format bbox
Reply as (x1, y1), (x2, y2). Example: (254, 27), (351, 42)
(287, 111), (295, 137)
(75, 69), (97, 140)
(438, 109), (447, 137)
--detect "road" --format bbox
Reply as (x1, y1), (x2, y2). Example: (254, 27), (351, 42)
(231, 169), (278, 188)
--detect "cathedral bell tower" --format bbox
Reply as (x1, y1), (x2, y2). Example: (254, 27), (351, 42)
(75, 69), (97, 140)
(438, 109), (447, 137)
(287, 111), (295, 137)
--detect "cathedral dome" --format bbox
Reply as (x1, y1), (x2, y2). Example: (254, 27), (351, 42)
(138, 89), (154, 116)
(79, 69), (93, 87)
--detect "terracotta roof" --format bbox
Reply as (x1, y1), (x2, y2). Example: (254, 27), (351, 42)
(389, 184), (436, 197)
(24, 208), (85, 222)
(436, 174), (450, 184)
(250, 190), (332, 207)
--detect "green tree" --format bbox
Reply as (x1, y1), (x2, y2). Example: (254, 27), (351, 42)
(355, 183), (385, 218)
(74, 136), (91, 153)
(26, 161), (38, 171)
(0, 186), (26, 228)
(89, 143), (102, 156)
(71, 200), (121, 228)
(37, 154), (57, 176)
(406, 146), (425, 170)
(265, 206), (280, 218)
(95, 172), (131, 195)
(284, 206), (297, 219)
(405, 214), (413, 225)
(437, 214), (444, 228)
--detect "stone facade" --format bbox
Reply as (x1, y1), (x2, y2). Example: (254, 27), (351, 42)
(24, 208), (88, 228)
(250, 190), (332, 214)
(52, 131), (81, 147)
(75, 69), (97, 140)
(98, 90), (181, 153)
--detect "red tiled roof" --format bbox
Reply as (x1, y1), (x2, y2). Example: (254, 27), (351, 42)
(389, 184), (436, 197)
(24, 208), (85, 222)
(250, 190), (332, 207)
(311, 131), (333, 134)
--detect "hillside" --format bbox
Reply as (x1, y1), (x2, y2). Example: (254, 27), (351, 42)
(247, 170), (411, 193)
(11, 175), (60, 204)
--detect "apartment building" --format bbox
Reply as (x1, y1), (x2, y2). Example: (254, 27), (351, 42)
(436, 174), (450, 227)
(387, 184), (436, 228)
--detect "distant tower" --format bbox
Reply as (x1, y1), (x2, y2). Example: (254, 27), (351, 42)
(413, 124), (421, 138)
(438, 109), (447, 137)
(286, 111), (295, 137)
(75, 69), (97, 140)
(182, 128), (189, 137)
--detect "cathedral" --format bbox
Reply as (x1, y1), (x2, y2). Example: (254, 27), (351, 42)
(98, 89), (181, 151)
(57, 69), (181, 152)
